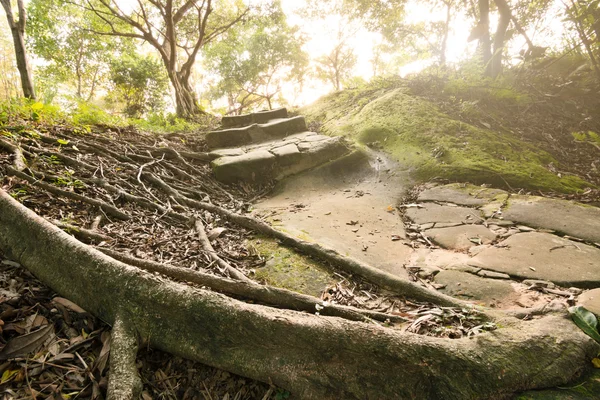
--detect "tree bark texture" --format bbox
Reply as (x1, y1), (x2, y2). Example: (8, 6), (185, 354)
(0, 189), (597, 399)
(491, 0), (512, 78)
(478, 0), (492, 76)
(1, 0), (36, 99)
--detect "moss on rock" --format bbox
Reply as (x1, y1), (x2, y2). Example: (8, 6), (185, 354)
(248, 236), (336, 297)
(303, 85), (592, 193)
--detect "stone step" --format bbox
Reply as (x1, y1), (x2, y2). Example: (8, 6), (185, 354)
(206, 116), (306, 149)
(211, 133), (351, 183)
(221, 108), (288, 128)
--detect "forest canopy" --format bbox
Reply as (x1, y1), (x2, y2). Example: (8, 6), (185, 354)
(0, 0), (598, 121)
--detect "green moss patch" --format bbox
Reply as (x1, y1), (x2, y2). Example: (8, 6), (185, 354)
(572, 130), (600, 144)
(303, 85), (592, 193)
(248, 236), (336, 297)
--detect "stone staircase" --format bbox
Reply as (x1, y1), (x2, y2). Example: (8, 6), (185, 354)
(207, 108), (351, 183)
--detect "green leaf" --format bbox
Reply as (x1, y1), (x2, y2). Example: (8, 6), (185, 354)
(30, 102), (44, 111)
(31, 111), (40, 121)
(57, 139), (70, 146)
(568, 306), (600, 343)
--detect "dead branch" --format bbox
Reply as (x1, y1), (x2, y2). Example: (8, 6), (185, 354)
(193, 217), (252, 282)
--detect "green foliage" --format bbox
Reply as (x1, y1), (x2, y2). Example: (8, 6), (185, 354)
(70, 101), (124, 127)
(27, 0), (133, 102)
(204, 0), (308, 113)
(107, 53), (169, 118)
(0, 98), (64, 126)
(129, 112), (202, 134)
(568, 306), (600, 343)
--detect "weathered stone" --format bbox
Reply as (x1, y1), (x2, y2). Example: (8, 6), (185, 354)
(220, 113), (252, 128)
(578, 288), (600, 316)
(477, 270), (511, 279)
(432, 222), (464, 228)
(433, 270), (516, 306)
(277, 138), (350, 178)
(469, 232), (600, 288)
(209, 148), (245, 159)
(405, 203), (483, 225)
(220, 108), (288, 128)
(503, 195), (600, 242)
(522, 279), (556, 289)
(212, 150), (276, 183)
(423, 225), (497, 251)
(416, 265), (442, 279)
(206, 125), (254, 149)
(468, 244), (492, 256)
(270, 143), (300, 158)
(251, 107), (288, 124)
(445, 263), (482, 274)
(418, 183), (508, 206)
(207, 116), (307, 149)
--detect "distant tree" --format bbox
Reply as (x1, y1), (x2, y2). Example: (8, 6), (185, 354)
(0, 22), (21, 99)
(204, 1), (308, 114)
(107, 53), (170, 118)
(315, 40), (357, 91)
(563, 0), (600, 81)
(0, 0), (35, 99)
(72, 0), (249, 119)
(27, 0), (130, 102)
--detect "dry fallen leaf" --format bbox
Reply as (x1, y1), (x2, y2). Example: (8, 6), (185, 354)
(53, 297), (87, 313)
(207, 227), (227, 241)
(0, 324), (53, 360)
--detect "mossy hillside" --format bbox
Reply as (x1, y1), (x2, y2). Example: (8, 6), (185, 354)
(248, 236), (336, 297)
(303, 86), (591, 193)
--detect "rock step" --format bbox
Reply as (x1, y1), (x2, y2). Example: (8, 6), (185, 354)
(221, 107), (288, 128)
(207, 115), (306, 149)
(211, 133), (350, 184)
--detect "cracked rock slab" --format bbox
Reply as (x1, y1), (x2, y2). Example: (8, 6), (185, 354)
(433, 270), (516, 306)
(469, 232), (600, 288)
(211, 137), (350, 183)
(502, 195), (600, 243)
(405, 203), (483, 225)
(418, 184), (508, 206)
(423, 225), (497, 251)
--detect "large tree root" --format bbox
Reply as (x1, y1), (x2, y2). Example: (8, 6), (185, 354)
(107, 316), (143, 400)
(0, 189), (597, 399)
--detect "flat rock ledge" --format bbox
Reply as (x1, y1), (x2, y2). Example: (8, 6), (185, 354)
(208, 109), (351, 183)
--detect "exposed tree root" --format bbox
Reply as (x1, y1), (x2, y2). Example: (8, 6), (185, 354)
(8, 167), (130, 220)
(0, 189), (597, 399)
(107, 316), (143, 400)
(97, 248), (406, 324)
(0, 138), (26, 171)
(53, 220), (112, 243)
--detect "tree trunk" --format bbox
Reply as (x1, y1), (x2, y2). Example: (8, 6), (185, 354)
(491, 0), (511, 78)
(1, 0), (36, 99)
(478, 0), (492, 76)
(440, 1), (452, 66)
(0, 188), (598, 399)
(170, 71), (202, 119)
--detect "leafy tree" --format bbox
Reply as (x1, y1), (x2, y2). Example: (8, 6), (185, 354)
(204, 1), (308, 114)
(314, 39), (357, 91)
(563, 0), (600, 81)
(0, 0), (35, 99)
(27, 0), (130, 102)
(107, 53), (170, 118)
(73, 0), (249, 119)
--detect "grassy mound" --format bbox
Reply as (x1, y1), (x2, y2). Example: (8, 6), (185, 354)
(302, 80), (592, 193)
